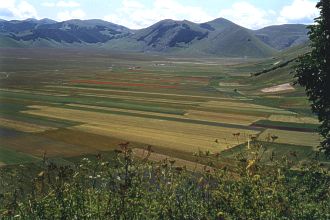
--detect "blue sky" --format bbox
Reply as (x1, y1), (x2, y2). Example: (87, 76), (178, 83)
(0, 0), (319, 29)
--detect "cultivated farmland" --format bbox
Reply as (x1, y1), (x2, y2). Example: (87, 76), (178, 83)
(0, 48), (324, 166)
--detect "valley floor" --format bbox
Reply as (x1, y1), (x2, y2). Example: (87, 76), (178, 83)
(0, 48), (326, 167)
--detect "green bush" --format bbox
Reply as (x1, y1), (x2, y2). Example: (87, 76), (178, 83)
(0, 142), (329, 219)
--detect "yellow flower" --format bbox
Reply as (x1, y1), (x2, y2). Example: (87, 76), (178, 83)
(253, 174), (261, 181)
(246, 159), (256, 170)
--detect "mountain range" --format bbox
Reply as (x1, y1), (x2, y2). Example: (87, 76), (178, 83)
(0, 18), (309, 58)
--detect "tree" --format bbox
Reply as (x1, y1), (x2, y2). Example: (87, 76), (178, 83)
(295, 0), (330, 157)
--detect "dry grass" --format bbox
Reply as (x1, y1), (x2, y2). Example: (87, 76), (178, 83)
(268, 115), (319, 124)
(0, 118), (55, 133)
(258, 129), (321, 148)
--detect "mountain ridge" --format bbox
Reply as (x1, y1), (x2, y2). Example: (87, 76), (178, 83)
(0, 18), (309, 58)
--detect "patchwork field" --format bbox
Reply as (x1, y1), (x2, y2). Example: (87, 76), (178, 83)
(0, 48), (325, 166)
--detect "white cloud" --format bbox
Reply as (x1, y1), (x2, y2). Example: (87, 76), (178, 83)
(219, 2), (273, 29)
(43, 1), (83, 21)
(277, 0), (319, 23)
(104, 0), (212, 29)
(42, 1), (80, 8)
(57, 9), (85, 21)
(0, 0), (38, 20)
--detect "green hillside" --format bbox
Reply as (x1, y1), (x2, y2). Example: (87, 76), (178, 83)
(0, 18), (309, 58)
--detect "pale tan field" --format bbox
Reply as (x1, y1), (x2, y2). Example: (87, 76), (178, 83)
(0, 118), (55, 133)
(268, 115), (319, 124)
(185, 110), (264, 126)
(261, 83), (295, 93)
(132, 148), (213, 172)
(23, 105), (259, 153)
(258, 129), (321, 148)
(218, 82), (247, 87)
(201, 101), (295, 115)
(67, 104), (263, 126)
(0, 88), (69, 97)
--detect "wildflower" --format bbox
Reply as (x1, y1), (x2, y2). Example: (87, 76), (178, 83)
(89, 176), (93, 179)
(217, 212), (225, 218)
(97, 175), (101, 178)
(253, 174), (261, 181)
(246, 159), (256, 170)
(38, 171), (45, 177)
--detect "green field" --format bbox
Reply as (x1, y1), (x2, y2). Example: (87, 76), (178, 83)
(0, 146), (40, 165)
(0, 47), (326, 166)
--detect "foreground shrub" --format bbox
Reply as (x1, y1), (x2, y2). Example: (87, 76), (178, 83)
(0, 142), (329, 219)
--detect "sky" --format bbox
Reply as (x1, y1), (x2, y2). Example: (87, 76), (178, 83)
(0, 0), (320, 29)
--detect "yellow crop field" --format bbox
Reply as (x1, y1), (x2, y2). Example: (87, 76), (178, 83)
(67, 104), (263, 126)
(201, 101), (295, 115)
(72, 123), (247, 153)
(268, 115), (319, 124)
(0, 88), (69, 97)
(24, 106), (258, 136)
(23, 105), (259, 152)
(0, 118), (55, 133)
(184, 110), (264, 126)
(258, 129), (321, 148)
(66, 104), (183, 118)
